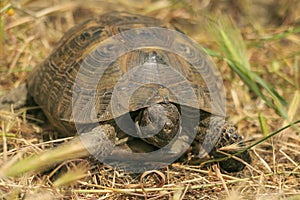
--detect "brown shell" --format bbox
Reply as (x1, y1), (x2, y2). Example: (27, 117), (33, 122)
(26, 12), (225, 135)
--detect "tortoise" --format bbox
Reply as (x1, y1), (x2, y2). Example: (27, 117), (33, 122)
(0, 12), (250, 172)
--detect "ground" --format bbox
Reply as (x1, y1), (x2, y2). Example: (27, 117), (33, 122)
(0, 0), (299, 199)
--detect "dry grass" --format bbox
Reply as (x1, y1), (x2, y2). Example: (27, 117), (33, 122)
(0, 0), (299, 199)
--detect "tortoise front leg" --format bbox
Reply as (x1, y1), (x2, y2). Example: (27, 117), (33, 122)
(191, 115), (251, 172)
(77, 123), (132, 160)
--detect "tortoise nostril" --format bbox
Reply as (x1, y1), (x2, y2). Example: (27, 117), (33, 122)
(163, 120), (174, 134)
(163, 127), (171, 134)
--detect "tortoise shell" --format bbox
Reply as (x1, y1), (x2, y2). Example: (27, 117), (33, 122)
(26, 12), (225, 136)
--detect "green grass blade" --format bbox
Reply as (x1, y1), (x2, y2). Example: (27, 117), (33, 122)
(258, 112), (269, 137)
(206, 16), (288, 118)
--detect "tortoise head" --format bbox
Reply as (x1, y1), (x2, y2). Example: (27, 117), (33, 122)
(135, 103), (181, 148)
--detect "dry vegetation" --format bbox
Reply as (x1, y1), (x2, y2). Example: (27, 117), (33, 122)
(0, 0), (299, 199)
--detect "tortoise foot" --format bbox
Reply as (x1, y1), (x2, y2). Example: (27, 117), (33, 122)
(210, 122), (251, 172)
